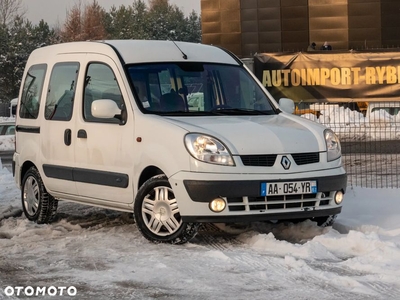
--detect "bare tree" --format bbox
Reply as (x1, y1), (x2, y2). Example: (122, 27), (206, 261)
(82, 0), (106, 40)
(0, 0), (26, 26)
(61, 1), (82, 42)
(61, 0), (107, 42)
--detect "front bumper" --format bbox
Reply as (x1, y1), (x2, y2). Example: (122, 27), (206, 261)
(182, 207), (342, 223)
(169, 168), (347, 223)
(183, 174), (346, 202)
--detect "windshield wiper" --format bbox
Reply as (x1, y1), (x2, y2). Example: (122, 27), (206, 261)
(208, 107), (276, 115)
(154, 108), (276, 116)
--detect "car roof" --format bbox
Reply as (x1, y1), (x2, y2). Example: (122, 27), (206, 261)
(105, 40), (239, 65)
(28, 40), (240, 66)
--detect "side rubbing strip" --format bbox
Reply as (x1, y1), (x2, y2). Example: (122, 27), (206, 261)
(43, 165), (74, 181)
(16, 125), (40, 134)
(73, 168), (129, 188)
(42, 164), (129, 188)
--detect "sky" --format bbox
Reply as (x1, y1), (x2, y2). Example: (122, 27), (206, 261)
(20, 0), (201, 26)
(1, 115), (400, 299)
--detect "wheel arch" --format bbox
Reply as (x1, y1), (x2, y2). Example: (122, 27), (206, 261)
(20, 160), (37, 188)
(138, 165), (165, 189)
(133, 172), (199, 244)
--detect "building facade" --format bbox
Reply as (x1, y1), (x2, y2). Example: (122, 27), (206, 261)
(201, 0), (400, 57)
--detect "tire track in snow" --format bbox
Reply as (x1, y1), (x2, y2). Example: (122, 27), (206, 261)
(194, 222), (387, 300)
(364, 281), (400, 299)
(194, 223), (243, 250)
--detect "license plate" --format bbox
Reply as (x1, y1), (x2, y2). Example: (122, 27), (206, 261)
(261, 181), (317, 196)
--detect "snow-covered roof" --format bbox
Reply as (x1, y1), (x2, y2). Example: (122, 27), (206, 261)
(104, 40), (239, 65)
(29, 40), (239, 66)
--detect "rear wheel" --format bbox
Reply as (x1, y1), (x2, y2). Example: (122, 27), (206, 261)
(134, 175), (199, 244)
(21, 166), (58, 224)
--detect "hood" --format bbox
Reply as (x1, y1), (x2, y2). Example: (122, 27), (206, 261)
(166, 114), (326, 155)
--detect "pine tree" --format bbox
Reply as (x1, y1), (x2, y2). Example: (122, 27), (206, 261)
(0, 17), (57, 102)
(0, 23), (10, 101)
(1, 17), (34, 100)
(104, 5), (134, 39)
(131, 0), (150, 39)
(0, 0), (202, 103)
(65, 0), (201, 42)
(182, 11), (201, 43)
(147, 0), (185, 40)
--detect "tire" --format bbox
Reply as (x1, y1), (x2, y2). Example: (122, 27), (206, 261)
(134, 175), (199, 244)
(21, 166), (58, 224)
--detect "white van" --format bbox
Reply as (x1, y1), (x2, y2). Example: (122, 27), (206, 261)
(13, 40), (346, 244)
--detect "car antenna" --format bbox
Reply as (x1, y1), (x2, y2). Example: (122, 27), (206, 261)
(172, 41), (188, 60)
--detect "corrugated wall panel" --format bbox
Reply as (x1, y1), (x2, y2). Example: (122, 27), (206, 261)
(380, 0), (400, 47)
(309, 0), (349, 50)
(348, 1), (381, 49)
(202, 0), (242, 55)
(201, 0), (400, 56)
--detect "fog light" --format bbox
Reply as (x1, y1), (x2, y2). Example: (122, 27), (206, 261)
(334, 191), (344, 205)
(209, 198), (226, 212)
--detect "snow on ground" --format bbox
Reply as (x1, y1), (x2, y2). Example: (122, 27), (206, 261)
(0, 159), (400, 299)
(0, 136), (14, 152)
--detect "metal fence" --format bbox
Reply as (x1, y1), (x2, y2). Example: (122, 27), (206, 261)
(297, 101), (400, 188)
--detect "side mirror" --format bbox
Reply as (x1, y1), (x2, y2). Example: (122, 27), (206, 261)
(279, 98), (295, 114)
(92, 99), (122, 119)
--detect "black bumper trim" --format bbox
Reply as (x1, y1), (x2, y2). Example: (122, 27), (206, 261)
(43, 164), (129, 188)
(183, 173), (347, 203)
(182, 207), (342, 223)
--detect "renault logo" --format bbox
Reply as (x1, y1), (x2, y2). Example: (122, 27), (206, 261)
(281, 156), (291, 170)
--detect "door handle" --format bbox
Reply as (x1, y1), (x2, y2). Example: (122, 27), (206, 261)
(64, 129), (72, 145)
(77, 129), (87, 139)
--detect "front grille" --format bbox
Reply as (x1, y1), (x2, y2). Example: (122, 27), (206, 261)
(240, 154), (277, 167)
(292, 152), (320, 165)
(240, 152), (319, 167)
(225, 191), (332, 212)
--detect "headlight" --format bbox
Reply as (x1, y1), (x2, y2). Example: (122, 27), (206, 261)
(184, 133), (235, 166)
(325, 129), (341, 161)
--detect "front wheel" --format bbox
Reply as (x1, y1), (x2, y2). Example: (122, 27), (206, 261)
(134, 175), (199, 244)
(21, 166), (58, 224)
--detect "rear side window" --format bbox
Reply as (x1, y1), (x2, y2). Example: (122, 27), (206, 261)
(45, 62), (79, 121)
(19, 64), (47, 119)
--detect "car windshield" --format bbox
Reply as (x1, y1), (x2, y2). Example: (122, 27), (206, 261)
(127, 62), (277, 115)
